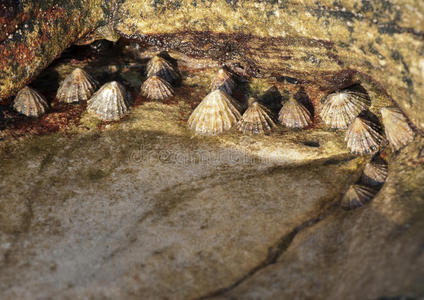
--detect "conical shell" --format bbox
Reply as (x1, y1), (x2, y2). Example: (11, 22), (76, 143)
(57, 68), (98, 103)
(141, 76), (175, 101)
(188, 90), (242, 135)
(237, 99), (276, 134)
(13, 86), (49, 117)
(341, 184), (376, 210)
(361, 156), (388, 186)
(320, 90), (370, 129)
(381, 107), (415, 151)
(146, 55), (180, 82)
(87, 81), (131, 121)
(345, 116), (383, 155)
(210, 68), (235, 94)
(278, 98), (312, 128)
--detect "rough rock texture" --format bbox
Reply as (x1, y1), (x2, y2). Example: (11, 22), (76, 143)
(0, 1), (424, 299)
(1, 0), (424, 130)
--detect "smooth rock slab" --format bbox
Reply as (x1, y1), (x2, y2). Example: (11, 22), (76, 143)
(0, 108), (362, 299)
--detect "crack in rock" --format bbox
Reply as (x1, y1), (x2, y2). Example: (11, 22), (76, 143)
(197, 202), (340, 300)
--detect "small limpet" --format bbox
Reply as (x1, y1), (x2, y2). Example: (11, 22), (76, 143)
(278, 98), (312, 129)
(341, 184), (377, 210)
(320, 90), (370, 129)
(210, 68), (235, 95)
(380, 106), (415, 151)
(146, 55), (180, 82)
(13, 86), (49, 117)
(141, 76), (175, 101)
(361, 155), (388, 186)
(345, 115), (384, 155)
(57, 68), (98, 103)
(237, 98), (276, 134)
(87, 81), (131, 121)
(188, 90), (242, 135)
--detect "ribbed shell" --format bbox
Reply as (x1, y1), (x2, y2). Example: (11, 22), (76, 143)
(87, 81), (131, 121)
(13, 86), (49, 117)
(320, 91), (370, 129)
(341, 184), (376, 210)
(237, 100), (276, 134)
(210, 68), (235, 94)
(278, 99), (312, 128)
(381, 107), (415, 151)
(141, 76), (175, 101)
(361, 157), (388, 186)
(57, 68), (98, 103)
(146, 56), (179, 82)
(188, 90), (242, 135)
(345, 116), (383, 155)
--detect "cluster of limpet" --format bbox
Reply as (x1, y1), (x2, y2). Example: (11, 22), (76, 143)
(11, 67), (134, 122)
(319, 87), (415, 155)
(141, 55), (178, 101)
(188, 68), (317, 135)
(341, 153), (388, 210)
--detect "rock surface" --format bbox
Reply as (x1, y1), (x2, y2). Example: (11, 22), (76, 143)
(1, 0), (424, 131)
(0, 1), (423, 299)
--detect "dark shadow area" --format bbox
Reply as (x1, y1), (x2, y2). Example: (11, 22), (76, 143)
(258, 86), (283, 117)
(294, 87), (314, 117)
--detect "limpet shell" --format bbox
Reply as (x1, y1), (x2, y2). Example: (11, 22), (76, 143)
(361, 155), (388, 186)
(87, 81), (131, 121)
(57, 68), (98, 103)
(278, 98), (312, 129)
(237, 98), (276, 134)
(320, 90), (370, 129)
(188, 90), (242, 135)
(341, 184), (376, 210)
(380, 106), (415, 151)
(345, 116), (384, 155)
(210, 68), (235, 94)
(13, 86), (49, 117)
(141, 76), (175, 101)
(146, 55), (180, 82)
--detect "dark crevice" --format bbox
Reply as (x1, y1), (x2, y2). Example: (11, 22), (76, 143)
(196, 202), (340, 299)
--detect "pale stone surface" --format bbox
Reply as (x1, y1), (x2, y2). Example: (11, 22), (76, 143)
(0, 1), (423, 298)
(210, 138), (424, 300)
(0, 101), (365, 299)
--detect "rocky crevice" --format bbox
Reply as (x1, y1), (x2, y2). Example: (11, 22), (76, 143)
(197, 201), (341, 299)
